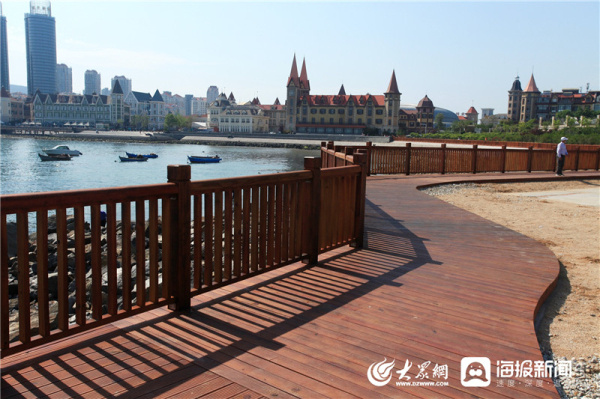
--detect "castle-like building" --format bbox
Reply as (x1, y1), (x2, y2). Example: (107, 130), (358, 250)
(284, 55), (403, 134)
(508, 74), (600, 123)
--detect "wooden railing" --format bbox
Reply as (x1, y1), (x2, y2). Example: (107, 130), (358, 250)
(321, 141), (600, 175)
(1, 156), (367, 357)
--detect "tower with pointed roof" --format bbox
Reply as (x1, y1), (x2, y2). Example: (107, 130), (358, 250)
(416, 95), (434, 132)
(465, 106), (479, 123)
(285, 54), (301, 131)
(520, 74), (540, 122)
(110, 79), (124, 124)
(384, 70), (401, 131)
(508, 76), (522, 122)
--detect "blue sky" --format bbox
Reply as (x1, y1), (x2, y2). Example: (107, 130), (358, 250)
(3, 1), (599, 115)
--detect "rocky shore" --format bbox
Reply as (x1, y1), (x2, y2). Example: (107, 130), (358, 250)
(6, 214), (207, 343)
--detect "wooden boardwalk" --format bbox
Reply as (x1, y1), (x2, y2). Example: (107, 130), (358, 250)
(3, 171), (598, 398)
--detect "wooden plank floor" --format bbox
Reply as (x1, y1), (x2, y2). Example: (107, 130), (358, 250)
(3, 171), (598, 398)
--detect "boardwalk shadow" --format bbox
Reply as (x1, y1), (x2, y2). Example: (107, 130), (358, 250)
(536, 261), (572, 355)
(2, 197), (440, 398)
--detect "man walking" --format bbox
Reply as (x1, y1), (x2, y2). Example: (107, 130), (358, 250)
(556, 136), (568, 176)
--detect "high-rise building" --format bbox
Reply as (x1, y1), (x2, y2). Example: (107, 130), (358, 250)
(111, 75), (131, 97)
(185, 94), (193, 116)
(84, 70), (101, 95)
(25, 0), (57, 95)
(56, 63), (72, 93)
(1, 2), (10, 91)
(207, 86), (218, 105)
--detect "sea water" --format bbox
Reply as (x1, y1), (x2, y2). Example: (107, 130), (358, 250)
(0, 136), (319, 195)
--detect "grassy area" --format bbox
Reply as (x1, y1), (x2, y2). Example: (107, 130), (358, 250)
(417, 126), (600, 145)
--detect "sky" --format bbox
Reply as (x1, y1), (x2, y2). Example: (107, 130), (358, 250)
(2, 0), (599, 115)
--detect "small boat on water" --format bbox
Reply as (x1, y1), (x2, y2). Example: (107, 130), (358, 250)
(188, 155), (222, 164)
(39, 153), (72, 161)
(43, 145), (83, 156)
(119, 155), (148, 162)
(126, 152), (158, 159)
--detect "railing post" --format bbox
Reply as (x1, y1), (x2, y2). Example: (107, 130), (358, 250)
(501, 145), (507, 173)
(320, 141), (327, 168)
(440, 144), (446, 174)
(304, 157), (321, 266)
(527, 146), (533, 173)
(596, 149), (600, 171)
(344, 147), (354, 166)
(405, 143), (412, 176)
(167, 165), (191, 311)
(352, 152), (368, 248)
(366, 142), (372, 176)
(574, 146), (580, 171)
(472, 145), (478, 174)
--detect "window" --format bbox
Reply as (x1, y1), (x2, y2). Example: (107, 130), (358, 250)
(376, 119), (382, 124)
(311, 109), (317, 114)
(376, 109), (383, 115)
(319, 109), (326, 114)
(358, 118), (362, 124)
(337, 109), (345, 115)
(329, 109), (335, 114)
(357, 109), (364, 115)
(329, 118), (334, 123)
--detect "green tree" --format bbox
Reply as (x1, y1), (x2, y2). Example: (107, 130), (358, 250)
(164, 113), (178, 131)
(435, 113), (445, 131)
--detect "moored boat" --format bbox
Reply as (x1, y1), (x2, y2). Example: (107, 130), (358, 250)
(188, 155), (222, 164)
(39, 153), (72, 161)
(126, 152), (158, 159)
(119, 155), (148, 162)
(42, 145), (83, 156)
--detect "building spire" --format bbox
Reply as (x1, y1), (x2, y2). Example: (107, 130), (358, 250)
(524, 73), (540, 93)
(385, 70), (400, 94)
(287, 53), (300, 86)
(300, 58), (310, 89)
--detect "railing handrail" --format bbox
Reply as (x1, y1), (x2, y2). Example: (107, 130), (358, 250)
(1, 183), (178, 213)
(322, 141), (600, 176)
(189, 170), (313, 192)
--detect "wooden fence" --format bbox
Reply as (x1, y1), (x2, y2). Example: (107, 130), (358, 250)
(1, 155), (367, 357)
(321, 141), (600, 176)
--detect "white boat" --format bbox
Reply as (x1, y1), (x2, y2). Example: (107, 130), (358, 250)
(42, 145), (83, 156)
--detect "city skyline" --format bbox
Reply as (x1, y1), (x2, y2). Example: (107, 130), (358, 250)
(2, 1), (599, 115)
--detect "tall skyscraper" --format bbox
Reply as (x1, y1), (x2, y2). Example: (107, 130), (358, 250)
(25, 0), (56, 95)
(207, 86), (218, 105)
(84, 70), (101, 95)
(1, 2), (10, 91)
(56, 63), (72, 93)
(111, 75), (131, 97)
(185, 94), (193, 116)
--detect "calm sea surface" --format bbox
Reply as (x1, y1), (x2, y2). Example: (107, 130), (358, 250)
(1, 136), (320, 195)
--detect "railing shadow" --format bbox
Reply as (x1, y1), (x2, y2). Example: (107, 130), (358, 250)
(1, 197), (441, 398)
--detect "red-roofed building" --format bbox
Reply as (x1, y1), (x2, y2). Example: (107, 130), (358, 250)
(465, 106), (478, 123)
(508, 74), (599, 122)
(285, 55), (401, 134)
